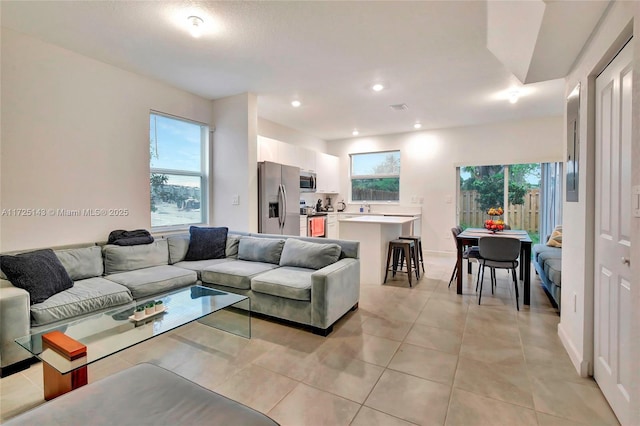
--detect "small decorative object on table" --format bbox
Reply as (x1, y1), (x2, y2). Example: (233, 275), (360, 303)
(129, 301), (167, 322)
(484, 206), (505, 232)
(134, 306), (145, 320)
(144, 303), (155, 315)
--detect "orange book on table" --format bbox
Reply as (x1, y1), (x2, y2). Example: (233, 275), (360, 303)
(42, 330), (86, 360)
(310, 217), (325, 237)
(41, 330), (88, 400)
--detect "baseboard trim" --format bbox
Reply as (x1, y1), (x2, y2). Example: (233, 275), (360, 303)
(558, 322), (590, 377)
(424, 250), (454, 258)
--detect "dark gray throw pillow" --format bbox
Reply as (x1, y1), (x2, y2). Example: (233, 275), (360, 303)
(0, 249), (73, 304)
(184, 226), (228, 261)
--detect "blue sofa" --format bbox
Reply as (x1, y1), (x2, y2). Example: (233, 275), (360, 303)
(532, 243), (561, 311)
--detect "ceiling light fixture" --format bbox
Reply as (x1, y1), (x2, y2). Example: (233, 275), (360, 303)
(352, 129), (359, 136)
(413, 122), (422, 129)
(372, 83), (385, 92)
(188, 16), (204, 38)
(508, 89), (520, 104)
(291, 100), (301, 108)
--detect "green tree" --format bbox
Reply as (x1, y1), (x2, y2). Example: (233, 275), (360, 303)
(461, 164), (539, 210)
(150, 173), (168, 212)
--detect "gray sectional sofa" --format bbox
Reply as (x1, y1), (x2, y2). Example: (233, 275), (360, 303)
(0, 231), (360, 375)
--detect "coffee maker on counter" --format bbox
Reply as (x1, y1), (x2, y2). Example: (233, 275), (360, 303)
(325, 197), (334, 212)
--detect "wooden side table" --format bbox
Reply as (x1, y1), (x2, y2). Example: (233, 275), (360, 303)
(42, 331), (88, 400)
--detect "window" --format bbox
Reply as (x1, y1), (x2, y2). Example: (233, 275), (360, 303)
(350, 151), (400, 202)
(458, 162), (562, 246)
(150, 112), (208, 228)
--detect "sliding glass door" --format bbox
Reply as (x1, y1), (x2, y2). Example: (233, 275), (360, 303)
(458, 162), (557, 245)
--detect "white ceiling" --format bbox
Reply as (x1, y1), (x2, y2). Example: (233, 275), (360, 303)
(1, 1), (609, 141)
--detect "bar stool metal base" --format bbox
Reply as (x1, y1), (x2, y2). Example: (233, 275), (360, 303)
(384, 239), (417, 287)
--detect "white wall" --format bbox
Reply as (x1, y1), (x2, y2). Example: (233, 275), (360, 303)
(258, 118), (327, 152)
(0, 28), (213, 252)
(257, 118), (329, 208)
(327, 116), (563, 253)
(211, 93), (258, 232)
(559, 2), (639, 420)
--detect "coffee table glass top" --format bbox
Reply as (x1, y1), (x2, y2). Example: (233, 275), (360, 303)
(15, 285), (250, 374)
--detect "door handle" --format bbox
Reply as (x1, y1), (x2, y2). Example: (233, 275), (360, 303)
(277, 185), (283, 227)
(621, 257), (630, 266)
(281, 184), (288, 227)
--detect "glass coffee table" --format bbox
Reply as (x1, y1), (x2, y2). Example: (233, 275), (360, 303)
(15, 285), (250, 399)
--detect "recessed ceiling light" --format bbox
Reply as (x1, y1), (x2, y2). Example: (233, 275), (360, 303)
(389, 104), (408, 111)
(413, 122), (422, 129)
(291, 100), (301, 108)
(372, 83), (385, 92)
(188, 16), (204, 38)
(352, 129), (359, 136)
(508, 89), (520, 104)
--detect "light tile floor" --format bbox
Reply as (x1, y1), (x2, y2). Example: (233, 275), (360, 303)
(0, 255), (620, 425)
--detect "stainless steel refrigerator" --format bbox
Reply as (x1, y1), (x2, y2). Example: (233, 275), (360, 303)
(258, 161), (300, 235)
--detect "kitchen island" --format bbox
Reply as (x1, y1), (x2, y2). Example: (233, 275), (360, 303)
(339, 215), (419, 285)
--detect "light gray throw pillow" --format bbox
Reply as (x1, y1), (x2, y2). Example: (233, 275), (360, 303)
(279, 238), (341, 270)
(103, 240), (169, 274)
(55, 246), (104, 280)
(226, 235), (241, 259)
(237, 237), (285, 265)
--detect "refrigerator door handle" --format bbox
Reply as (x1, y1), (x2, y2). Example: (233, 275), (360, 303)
(277, 184), (284, 227)
(281, 184), (288, 228)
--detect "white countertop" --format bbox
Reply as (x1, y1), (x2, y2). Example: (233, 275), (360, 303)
(339, 215), (417, 224)
(338, 212), (421, 217)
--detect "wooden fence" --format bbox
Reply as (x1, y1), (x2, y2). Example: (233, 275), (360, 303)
(352, 188), (399, 201)
(460, 189), (539, 234)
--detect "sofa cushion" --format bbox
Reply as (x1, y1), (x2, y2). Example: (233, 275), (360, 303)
(167, 234), (190, 264)
(168, 234), (242, 264)
(105, 265), (197, 299)
(201, 260), (278, 290)
(184, 226), (228, 261)
(537, 249), (562, 265)
(238, 237), (285, 265)
(543, 258), (562, 287)
(55, 246), (104, 281)
(30, 277), (133, 326)
(251, 267), (313, 301)
(226, 235), (241, 259)
(103, 240), (169, 274)
(279, 238), (341, 270)
(0, 249), (73, 305)
(173, 259), (233, 280)
(532, 244), (561, 262)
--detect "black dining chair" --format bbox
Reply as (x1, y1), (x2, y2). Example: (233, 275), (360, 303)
(477, 236), (521, 310)
(448, 227), (481, 288)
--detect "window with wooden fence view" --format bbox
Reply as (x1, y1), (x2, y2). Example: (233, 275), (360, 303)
(459, 163), (541, 244)
(351, 151), (400, 202)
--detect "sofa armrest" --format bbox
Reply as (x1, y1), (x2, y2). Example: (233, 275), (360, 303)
(0, 280), (32, 368)
(310, 258), (360, 329)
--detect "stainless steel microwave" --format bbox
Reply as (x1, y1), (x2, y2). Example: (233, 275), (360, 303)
(300, 171), (317, 193)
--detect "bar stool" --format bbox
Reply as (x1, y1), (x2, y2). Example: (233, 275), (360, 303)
(384, 239), (417, 287)
(399, 235), (424, 274)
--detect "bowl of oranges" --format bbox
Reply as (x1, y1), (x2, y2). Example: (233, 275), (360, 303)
(484, 207), (505, 232)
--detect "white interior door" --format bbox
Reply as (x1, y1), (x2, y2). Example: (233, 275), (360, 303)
(594, 39), (633, 425)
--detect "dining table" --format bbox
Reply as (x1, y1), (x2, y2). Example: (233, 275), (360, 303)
(456, 228), (533, 305)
